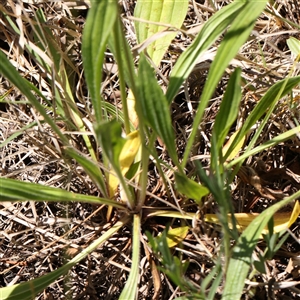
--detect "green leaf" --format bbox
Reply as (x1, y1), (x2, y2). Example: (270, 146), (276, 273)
(253, 259), (266, 274)
(134, 0), (189, 66)
(175, 172), (209, 204)
(0, 216), (128, 300)
(212, 68), (242, 159)
(166, 1), (245, 103)
(222, 190), (300, 300)
(94, 120), (135, 208)
(0, 178), (124, 209)
(108, 17), (137, 91)
(137, 54), (179, 167)
(119, 214), (141, 300)
(95, 119), (126, 172)
(82, 0), (117, 123)
(108, 17), (138, 134)
(287, 37), (300, 57)
(181, 0), (268, 167)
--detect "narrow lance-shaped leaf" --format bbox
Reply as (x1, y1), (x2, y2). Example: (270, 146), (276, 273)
(137, 54), (179, 168)
(166, 1), (245, 103)
(82, 0), (117, 123)
(181, 0), (268, 168)
(108, 16), (138, 91)
(227, 124), (300, 168)
(0, 178), (124, 209)
(211, 68), (242, 174)
(64, 147), (108, 198)
(212, 68), (242, 158)
(94, 120), (126, 176)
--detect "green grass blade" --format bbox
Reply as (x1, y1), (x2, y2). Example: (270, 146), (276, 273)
(207, 263), (223, 300)
(0, 178), (124, 209)
(211, 68), (242, 172)
(108, 17), (137, 92)
(109, 18), (135, 134)
(95, 120), (125, 172)
(137, 54), (179, 168)
(213, 68), (242, 154)
(166, 1), (245, 103)
(134, 0), (189, 66)
(0, 216), (128, 300)
(222, 191), (300, 300)
(119, 214), (141, 300)
(182, 0), (268, 168)
(81, 0), (117, 123)
(108, 16), (150, 207)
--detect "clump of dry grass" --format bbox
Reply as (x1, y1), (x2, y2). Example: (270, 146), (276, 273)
(0, 1), (300, 299)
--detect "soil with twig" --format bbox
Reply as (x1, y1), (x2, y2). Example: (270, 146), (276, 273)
(1, 0), (300, 299)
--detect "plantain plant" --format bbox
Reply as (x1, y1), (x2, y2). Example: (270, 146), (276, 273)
(0, 0), (300, 299)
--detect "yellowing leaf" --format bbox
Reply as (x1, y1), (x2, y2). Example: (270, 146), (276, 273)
(146, 210), (194, 220)
(119, 130), (141, 172)
(204, 201), (300, 236)
(273, 200), (300, 233)
(127, 89), (139, 128)
(108, 130), (141, 197)
(222, 130), (245, 161)
(160, 226), (189, 248)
